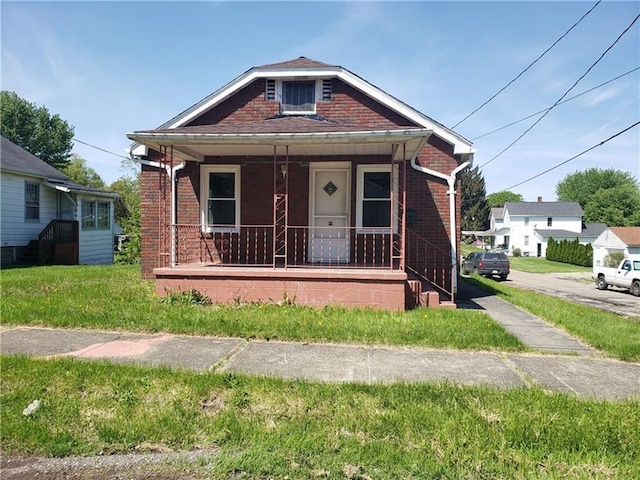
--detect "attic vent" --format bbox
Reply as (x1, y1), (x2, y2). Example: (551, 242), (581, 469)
(322, 79), (332, 101)
(265, 79), (276, 100)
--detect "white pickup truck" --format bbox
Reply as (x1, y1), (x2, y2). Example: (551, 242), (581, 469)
(592, 258), (640, 297)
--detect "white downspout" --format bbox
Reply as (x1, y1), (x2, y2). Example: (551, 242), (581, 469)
(132, 156), (186, 267)
(411, 157), (471, 293)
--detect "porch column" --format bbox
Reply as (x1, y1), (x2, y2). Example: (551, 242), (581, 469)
(273, 145), (289, 268)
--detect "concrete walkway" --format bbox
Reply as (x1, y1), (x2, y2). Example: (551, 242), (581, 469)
(1, 326), (639, 401)
(457, 279), (596, 355)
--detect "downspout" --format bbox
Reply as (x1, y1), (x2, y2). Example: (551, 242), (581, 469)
(132, 156), (186, 267)
(410, 157), (471, 293)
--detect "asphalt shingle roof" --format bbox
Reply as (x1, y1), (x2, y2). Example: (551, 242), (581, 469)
(610, 227), (640, 247)
(257, 56), (337, 69)
(505, 201), (583, 217)
(1, 136), (116, 197)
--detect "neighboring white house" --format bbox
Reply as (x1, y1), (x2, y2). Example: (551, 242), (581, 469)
(1, 136), (118, 265)
(592, 227), (640, 266)
(485, 198), (606, 257)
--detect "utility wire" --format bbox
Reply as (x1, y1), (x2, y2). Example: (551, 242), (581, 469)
(498, 121), (640, 193)
(73, 137), (130, 160)
(471, 66), (639, 140)
(452, 0), (601, 129)
(478, 13), (640, 169)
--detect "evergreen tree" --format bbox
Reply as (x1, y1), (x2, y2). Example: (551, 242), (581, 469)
(460, 164), (490, 232)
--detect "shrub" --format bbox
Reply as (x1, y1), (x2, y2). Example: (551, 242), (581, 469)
(512, 247), (522, 257)
(604, 252), (625, 268)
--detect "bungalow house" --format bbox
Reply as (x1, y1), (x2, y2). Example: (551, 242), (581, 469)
(0, 136), (118, 266)
(127, 57), (475, 310)
(592, 227), (640, 266)
(486, 198), (605, 257)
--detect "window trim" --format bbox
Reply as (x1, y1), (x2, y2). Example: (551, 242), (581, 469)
(25, 181), (40, 222)
(81, 199), (111, 230)
(200, 165), (241, 233)
(355, 164), (399, 234)
(276, 79), (322, 115)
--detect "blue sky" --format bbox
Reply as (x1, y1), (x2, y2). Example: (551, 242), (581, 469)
(2, 1), (638, 202)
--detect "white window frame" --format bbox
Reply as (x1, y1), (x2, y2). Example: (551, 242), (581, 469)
(25, 181), (40, 222)
(355, 164), (399, 234)
(524, 235), (529, 246)
(81, 200), (111, 230)
(276, 79), (321, 115)
(200, 165), (241, 233)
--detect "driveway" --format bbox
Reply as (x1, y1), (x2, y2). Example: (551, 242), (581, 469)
(505, 270), (640, 318)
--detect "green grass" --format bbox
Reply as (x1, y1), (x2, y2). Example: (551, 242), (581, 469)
(469, 276), (640, 362)
(1, 265), (524, 351)
(2, 356), (639, 478)
(508, 256), (592, 274)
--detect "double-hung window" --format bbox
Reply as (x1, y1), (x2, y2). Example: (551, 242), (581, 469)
(82, 200), (111, 230)
(201, 165), (240, 232)
(356, 165), (398, 233)
(25, 181), (40, 221)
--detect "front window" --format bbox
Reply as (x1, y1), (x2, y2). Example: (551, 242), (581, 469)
(524, 217), (529, 226)
(547, 217), (553, 227)
(356, 165), (398, 233)
(82, 200), (111, 230)
(524, 235), (529, 246)
(201, 165), (240, 232)
(282, 81), (316, 113)
(25, 181), (40, 221)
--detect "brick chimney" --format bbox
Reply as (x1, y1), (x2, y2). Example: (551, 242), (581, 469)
(537, 196), (542, 203)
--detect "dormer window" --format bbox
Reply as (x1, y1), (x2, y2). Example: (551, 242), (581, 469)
(282, 81), (315, 114)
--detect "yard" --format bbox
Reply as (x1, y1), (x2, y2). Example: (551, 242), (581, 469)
(2, 264), (640, 477)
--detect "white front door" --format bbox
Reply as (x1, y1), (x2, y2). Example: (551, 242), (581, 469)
(310, 163), (350, 263)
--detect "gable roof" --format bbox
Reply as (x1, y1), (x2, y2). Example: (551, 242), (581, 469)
(610, 227), (640, 247)
(129, 56), (474, 157)
(504, 201), (583, 217)
(1, 135), (69, 180)
(581, 223), (607, 237)
(1, 136), (117, 198)
(490, 207), (504, 219)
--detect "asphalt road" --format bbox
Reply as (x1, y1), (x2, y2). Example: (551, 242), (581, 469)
(505, 270), (640, 318)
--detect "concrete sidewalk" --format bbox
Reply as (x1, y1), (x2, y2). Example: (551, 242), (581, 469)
(1, 327), (639, 401)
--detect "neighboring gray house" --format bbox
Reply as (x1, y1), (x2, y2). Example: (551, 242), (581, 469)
(486, 197), (606, 257)
(1, 136), (118, 266)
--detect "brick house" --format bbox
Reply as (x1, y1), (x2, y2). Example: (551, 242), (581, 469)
(127, 57), (475, 310)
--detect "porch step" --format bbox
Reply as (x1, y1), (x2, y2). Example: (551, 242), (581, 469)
(406, 277), (456, 310)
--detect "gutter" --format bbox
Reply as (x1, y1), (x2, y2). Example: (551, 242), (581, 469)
(410, 158), (472, 293)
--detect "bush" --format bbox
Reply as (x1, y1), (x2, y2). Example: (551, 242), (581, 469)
(545, 237), (592, 267)
(512, 248), (522, 257)
(604, 252), (625, 268)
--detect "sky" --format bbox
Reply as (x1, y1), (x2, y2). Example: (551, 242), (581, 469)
(2, 0), (639, 202)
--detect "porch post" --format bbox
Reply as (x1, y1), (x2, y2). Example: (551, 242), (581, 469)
(273, 145), (289, 268)
(400, 143), (407, 271)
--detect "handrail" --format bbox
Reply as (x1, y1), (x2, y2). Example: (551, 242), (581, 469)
(38, 220), (79, 265)
(404, 228), (455, 301)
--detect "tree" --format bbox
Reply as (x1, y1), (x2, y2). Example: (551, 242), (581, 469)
(486, 190), (523, 207)
(61, 155), (106, 189)
(460, 164), (490, 232)
(110, 174), (141, 263)
(556, 168), (640, 226)
(0, 91), (75, 169)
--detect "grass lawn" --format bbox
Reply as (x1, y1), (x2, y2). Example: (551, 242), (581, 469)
(508, 256), (592, 274)
(2, 356), (639, 478)
(468, 276), (640, 362)
(1, 265), (524, 352)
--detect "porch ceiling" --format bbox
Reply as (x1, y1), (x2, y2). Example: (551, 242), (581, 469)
(127, 127), (432, 162)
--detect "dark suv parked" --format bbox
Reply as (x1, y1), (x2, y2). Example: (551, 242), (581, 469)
(461, 251), (510, 280)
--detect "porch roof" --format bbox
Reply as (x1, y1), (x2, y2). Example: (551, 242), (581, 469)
(127, 116), (432, 162)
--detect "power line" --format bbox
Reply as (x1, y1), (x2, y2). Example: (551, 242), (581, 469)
(499, 121), (640, 192)
(478, 13), (640, 169)
(471, 66), (640, 141)
(73, 137), (129, 160)
(452, 0), (601, 129)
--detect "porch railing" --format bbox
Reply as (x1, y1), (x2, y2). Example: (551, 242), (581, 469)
(38, 219), (79, 265)
(405, 228), (454, 301)
(172, 224), (402, 269)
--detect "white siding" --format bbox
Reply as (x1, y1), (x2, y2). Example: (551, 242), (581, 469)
(1, 172), (59, 247)
(592, 229), (639, 266)
(77, 195), (114, 264)
(500, 213), (583, 257)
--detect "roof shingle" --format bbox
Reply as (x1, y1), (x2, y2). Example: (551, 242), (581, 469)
(257, 56), (337, 69)
(505, 201), (583, 217)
